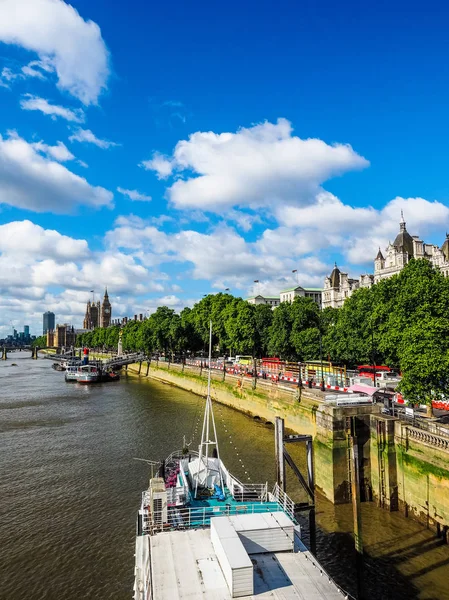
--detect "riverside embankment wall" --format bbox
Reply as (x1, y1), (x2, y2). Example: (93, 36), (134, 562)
(127, 361), (449, 532)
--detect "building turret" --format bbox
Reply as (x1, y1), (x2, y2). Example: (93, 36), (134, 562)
(329, 262), (341, 288)
(374, 247), (385, 272)
(441, 233), (449, 262)
(392, 211), (414, 259)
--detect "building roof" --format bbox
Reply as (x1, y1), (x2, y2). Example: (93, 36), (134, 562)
(393, 214), (414, 257)
(280, 286), (304, 293)
(375, 247), (384, 260)
(245, 295), (278, 301)
(304, 287), (323, 292)
(441, 233), (449, 261)
(329, 263), (341, 288)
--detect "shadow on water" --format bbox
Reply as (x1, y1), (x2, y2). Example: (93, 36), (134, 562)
(295, 493), (449, 600)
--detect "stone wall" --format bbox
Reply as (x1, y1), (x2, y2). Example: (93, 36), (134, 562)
(395, 422), (449, 533)
(126, 362), (449, 529)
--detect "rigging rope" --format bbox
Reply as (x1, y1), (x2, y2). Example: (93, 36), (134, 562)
(210, 377), (252, 482)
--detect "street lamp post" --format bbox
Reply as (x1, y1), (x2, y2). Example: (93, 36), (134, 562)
(292, 269), (299, 286)
(319, 330), (325, 392)
(254, 280), (260, 296)
(372, 329), (377, 388)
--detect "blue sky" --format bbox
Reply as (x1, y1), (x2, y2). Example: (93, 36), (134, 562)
(1, 0), (449, 336)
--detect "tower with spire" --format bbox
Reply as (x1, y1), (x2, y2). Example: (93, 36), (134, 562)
(100, 288), (112, 328)
(82, 289), (112, 330)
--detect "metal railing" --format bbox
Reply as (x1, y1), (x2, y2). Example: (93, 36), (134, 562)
(269, 483), (296, 521)
(141, 498), (289, 535)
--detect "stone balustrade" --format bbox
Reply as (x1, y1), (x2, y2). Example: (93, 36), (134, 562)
(406, 425), (449, 451)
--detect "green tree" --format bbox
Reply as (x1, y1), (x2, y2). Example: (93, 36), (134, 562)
(398, 317), (449, 416)
(180, 307), (202, 355)
(223, 300), (256, 355)
(289, 297), (321, 360)
(254, 304), (274, 357)
(268, 302), (294, 359)
(325, 287), (377, 366)
(32, 335), (47, 347)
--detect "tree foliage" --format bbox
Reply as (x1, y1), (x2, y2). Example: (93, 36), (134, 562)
(32, 335), (47, 347)
(75, 259), (449, 405)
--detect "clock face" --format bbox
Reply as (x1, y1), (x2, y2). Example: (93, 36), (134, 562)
(104, 308), (110, 314)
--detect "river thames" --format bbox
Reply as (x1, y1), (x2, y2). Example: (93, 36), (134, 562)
(1, 353), (449, 599)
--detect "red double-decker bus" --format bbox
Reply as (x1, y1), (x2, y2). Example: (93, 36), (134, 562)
(357, 365), (392, 381)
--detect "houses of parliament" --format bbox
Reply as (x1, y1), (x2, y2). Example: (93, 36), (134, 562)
(83, 289), (112, 330)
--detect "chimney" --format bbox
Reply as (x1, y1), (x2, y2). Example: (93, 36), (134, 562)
(134, 314), (137, 321)
(139, 313), (143, 321)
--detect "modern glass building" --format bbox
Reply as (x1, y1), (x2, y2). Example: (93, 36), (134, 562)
(43, 311), (55, 335)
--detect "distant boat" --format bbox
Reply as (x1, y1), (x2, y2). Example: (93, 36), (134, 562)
(100, 371), (120, 382)
(52, 363), (65, 372)
(65, 365), (79, 382)
(74, 365), (100, 384)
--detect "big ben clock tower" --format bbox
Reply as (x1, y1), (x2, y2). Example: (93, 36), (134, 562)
(100, 288), (112, 328)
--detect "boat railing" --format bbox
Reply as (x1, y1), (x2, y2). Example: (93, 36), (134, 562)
(269, 483), (295, 521)
(221, 462), (268, 502)
(141, 498), (290, 535)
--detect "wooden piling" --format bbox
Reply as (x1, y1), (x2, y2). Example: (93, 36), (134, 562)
(138, 361), (142, 374)
(146, 360), (150, 376)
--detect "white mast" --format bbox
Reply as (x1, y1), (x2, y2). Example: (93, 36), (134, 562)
(194, 321), (224, 498)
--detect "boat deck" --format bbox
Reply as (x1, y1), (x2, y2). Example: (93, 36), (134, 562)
(149, 528), (344, 599)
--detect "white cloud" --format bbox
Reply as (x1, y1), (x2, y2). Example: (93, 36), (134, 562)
(69, 128), (119, 149)
(20, 95), (84, 122)
(0, 66), (17, 87)
(21, 64), (46, 79)
(105, 218), (312, 290)
(0, 131), (113, 212)
(0, 0), (110, 105)
(277, 191), (376, 230)
(158, 295), (181, 307)
(140, 152), (174, 179)
(345, 197), (449, 265)
(150, 214), (174, 226)
(32, 140), (75, 162)
(0, 220), (89, 260)
(143, 119), (368, 212)
(117, 187), (152, 202)
(0, 219), (174, 335)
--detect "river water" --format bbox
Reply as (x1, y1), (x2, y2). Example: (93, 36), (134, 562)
(1, 353), (449, 600)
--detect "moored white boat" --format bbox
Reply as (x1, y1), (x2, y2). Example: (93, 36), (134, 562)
(65, 365), (79, 382)
(74, 364), (100, 384)
(133, 323), (345, 600)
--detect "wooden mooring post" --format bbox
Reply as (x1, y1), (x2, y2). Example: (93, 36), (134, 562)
(138, 361), (142, 374)
(1, 346), (7, 361)
(146, 360), (150, 376)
